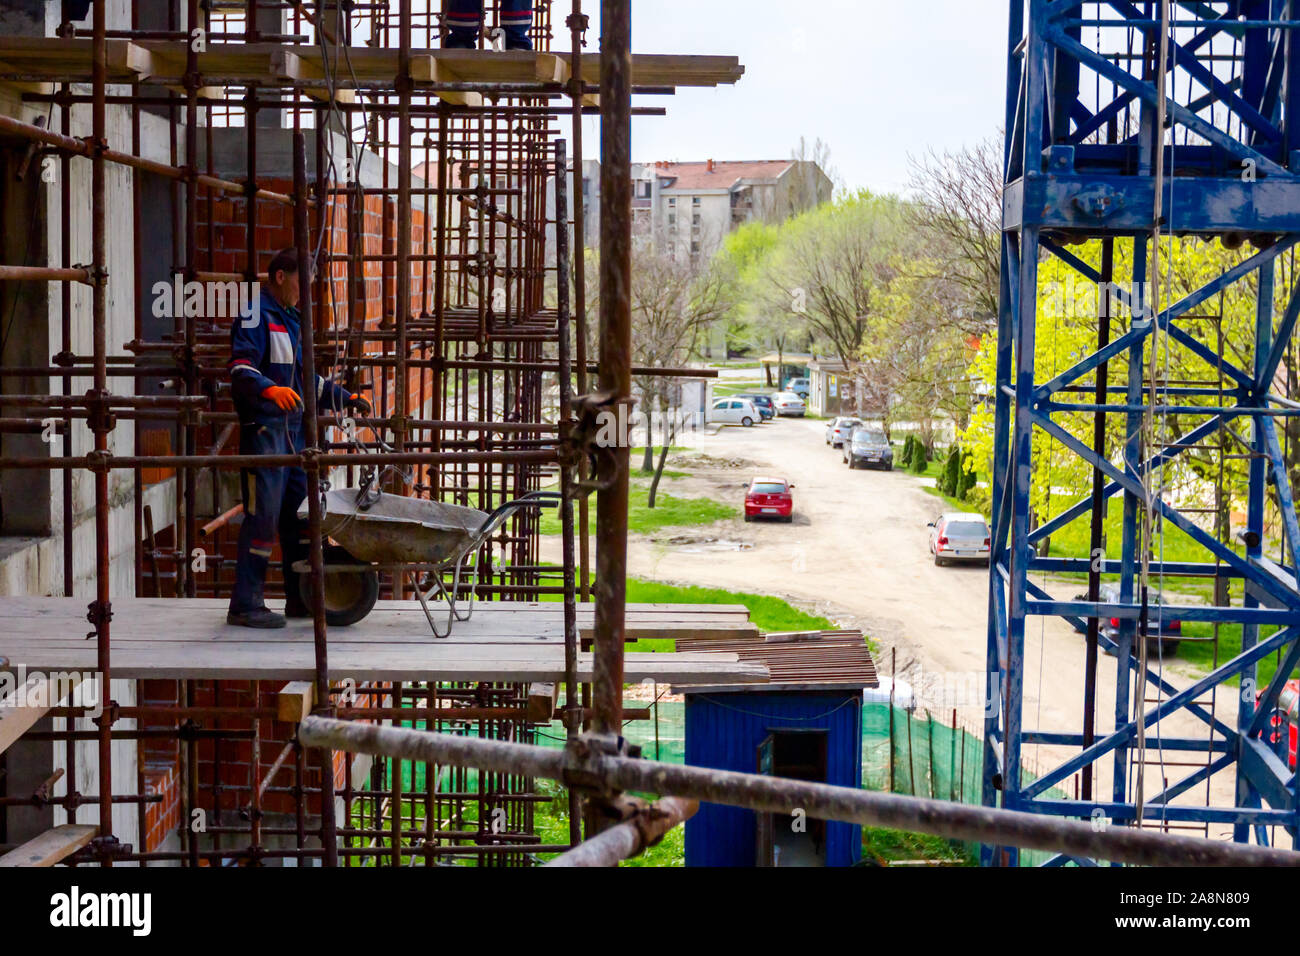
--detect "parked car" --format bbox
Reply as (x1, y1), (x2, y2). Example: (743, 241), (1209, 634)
(710, 397), (760, 427)
(771, 391), (807, 417)
(1260, 679), (1299, 769)
(825, 416), (863, 447)
(927, 512), (991, 566)
(784, 376), (810, 398)
(844, 427), (893, 470)
(1093, 582), (1183, 655)
(734, 392), (776, 421)
(744, 476), (794, 522)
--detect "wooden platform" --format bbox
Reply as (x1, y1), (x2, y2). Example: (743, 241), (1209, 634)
(0, 597), (766, 685)
(0, 824), (97, 868)
(0, 41), (744, 103)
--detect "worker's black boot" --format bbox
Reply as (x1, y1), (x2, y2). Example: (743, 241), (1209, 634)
(227, 607), (287, 629)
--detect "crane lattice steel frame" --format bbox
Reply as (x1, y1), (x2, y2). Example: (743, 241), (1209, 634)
(989, 0), (1300, 864)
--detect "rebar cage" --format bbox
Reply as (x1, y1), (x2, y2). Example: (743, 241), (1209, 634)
(0, 0), (600, 866)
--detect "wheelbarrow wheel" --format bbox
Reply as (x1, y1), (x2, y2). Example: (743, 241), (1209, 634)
(298, 547), (379, 627)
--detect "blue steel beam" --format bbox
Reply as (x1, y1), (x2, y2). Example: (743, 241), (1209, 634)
(1020, 625), (1299, 800)
(994, 0), (1300, 865)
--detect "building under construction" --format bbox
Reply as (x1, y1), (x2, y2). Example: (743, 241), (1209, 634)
(0, 0), (766, 867)
(4, 0), (1300, 873)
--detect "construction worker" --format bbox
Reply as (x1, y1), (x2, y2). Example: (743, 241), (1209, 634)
(445, 1), (533, 50)
(226, 248), (370, 629)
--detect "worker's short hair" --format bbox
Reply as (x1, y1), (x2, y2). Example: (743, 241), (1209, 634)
(266, 248), (302, 284)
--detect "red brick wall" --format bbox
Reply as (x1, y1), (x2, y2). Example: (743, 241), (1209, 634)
(197, 178), (434, 415)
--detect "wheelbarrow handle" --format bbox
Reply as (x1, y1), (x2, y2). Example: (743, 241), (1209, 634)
(474, 491), (561, 542)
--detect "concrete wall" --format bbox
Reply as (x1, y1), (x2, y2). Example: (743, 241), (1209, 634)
(0, 0), (192, 861)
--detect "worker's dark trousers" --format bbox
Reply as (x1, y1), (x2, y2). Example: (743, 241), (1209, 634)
(230, 421), (308, 614)
(445, 0), (533, 49)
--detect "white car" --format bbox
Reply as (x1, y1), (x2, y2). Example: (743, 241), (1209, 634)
(710, 397), (760, 427)
(927, 512), (991, 566)
(825, 416), (863, 447)
(771, 392), (806, 417)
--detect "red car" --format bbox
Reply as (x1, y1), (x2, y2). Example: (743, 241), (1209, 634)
(1261, 679), (1300, 768)
(744, 476), (794, 523)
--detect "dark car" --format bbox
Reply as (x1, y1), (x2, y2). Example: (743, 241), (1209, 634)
(844, 426), (894, 470)
(734, 393), (775, 421)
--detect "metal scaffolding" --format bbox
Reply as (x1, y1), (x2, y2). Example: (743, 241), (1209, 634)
(0, 0), (670, 866)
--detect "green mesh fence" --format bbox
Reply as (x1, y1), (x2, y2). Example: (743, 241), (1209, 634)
(862, 702), (1071, 866)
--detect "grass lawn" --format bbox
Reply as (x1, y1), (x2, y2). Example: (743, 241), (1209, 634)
(711, 380), (765, 397)
(623, 578), (835, 652)
(539, 577), (838, 650)
(540, 480), (737, 537)
(860, 826), (975, 866)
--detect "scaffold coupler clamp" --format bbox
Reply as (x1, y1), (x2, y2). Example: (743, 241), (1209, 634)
(563, 390), (630, 494)
(85, 599), (112, 641)
(74, 835), (133, 864)
(84, 388), (117, 435)
(562, 731), (633, 808)
(565, 12), (590, 44)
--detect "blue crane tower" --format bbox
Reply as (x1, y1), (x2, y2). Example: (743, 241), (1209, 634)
(988, 1), (1300, 864)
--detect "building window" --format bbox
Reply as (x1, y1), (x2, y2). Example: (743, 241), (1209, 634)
(692, 196), (701, 206)
(668, 213), (676, 228)
(668, 197), (676, 206)
(637, 181), (652, 199)
(692, 213), (701, 228)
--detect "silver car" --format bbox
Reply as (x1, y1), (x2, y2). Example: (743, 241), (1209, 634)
(844, 427), (893, 470)
(825, 416), (863, 447)
(772, 391), (806, 417)
(927, 512), (991, 566)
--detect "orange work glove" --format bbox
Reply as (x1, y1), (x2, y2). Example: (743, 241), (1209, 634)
(262, 385), (304, 412)
(345, 393), (372, 417)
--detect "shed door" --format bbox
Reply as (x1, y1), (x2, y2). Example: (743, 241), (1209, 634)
(755, 734), (776, 866)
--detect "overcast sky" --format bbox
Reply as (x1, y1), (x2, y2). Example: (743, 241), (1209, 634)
(576, 1), (1009, 196)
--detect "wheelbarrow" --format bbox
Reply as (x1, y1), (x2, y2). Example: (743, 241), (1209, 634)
(293, 488), (559, 636)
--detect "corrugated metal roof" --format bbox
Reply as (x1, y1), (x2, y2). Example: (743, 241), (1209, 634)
(674, 630), (878, 690)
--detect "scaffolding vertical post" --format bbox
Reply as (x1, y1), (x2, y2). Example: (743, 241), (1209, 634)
(554, 137), (582, 845)
(592, 0), (632, 748)
(294, 131), (338, 866)
(90, 0), (114, 860)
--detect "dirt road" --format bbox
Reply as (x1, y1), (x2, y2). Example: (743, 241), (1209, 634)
(544, 414), (1240, 825)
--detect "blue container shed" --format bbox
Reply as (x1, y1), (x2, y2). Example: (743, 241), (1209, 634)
(682, 683), (866, 867)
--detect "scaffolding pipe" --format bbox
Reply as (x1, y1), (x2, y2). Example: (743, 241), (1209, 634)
(298, 717), (1300, 867)
(543, 796), (697, 867)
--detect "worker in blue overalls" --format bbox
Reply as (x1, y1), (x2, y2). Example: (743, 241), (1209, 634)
(227, 248), (370, 628)
(445, 1), (533, 50)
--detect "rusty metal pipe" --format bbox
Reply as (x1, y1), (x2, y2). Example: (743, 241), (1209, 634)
(544, 796), (697, 866)
(298, 718), (1300, 868)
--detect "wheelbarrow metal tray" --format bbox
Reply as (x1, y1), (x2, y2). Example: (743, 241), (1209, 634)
(303, 490), (488, 566)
